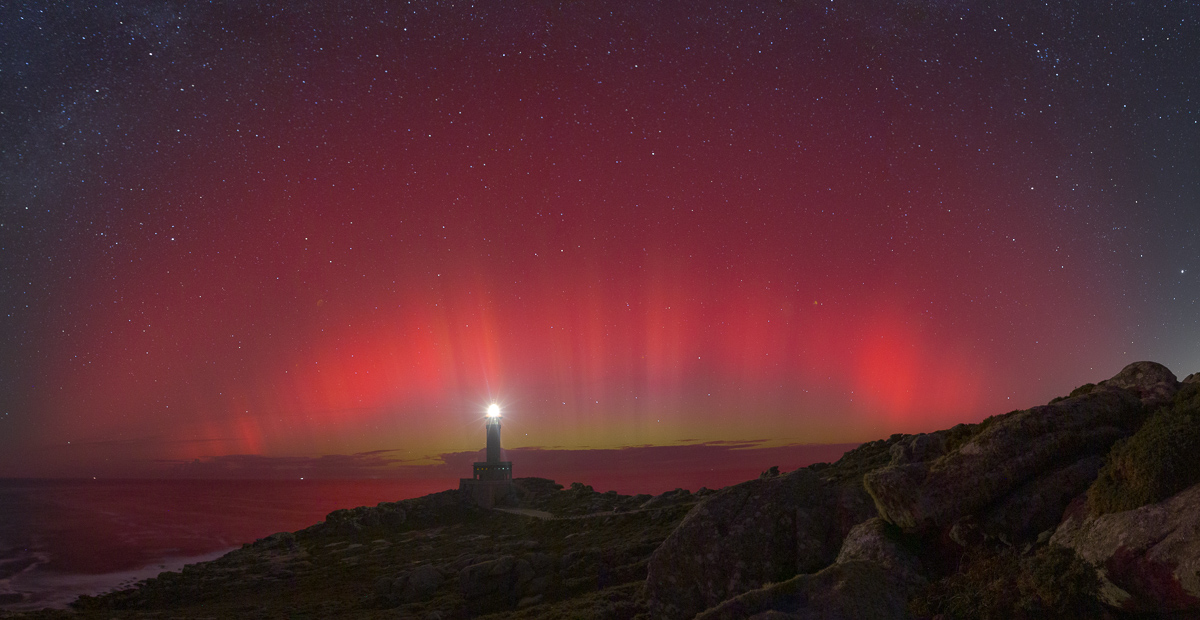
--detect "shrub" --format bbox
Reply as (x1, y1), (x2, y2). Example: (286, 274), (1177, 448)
(759, 465), (780, 479)
(815, 434), (904, 484)
(909, 547), (1019, 620)
(1049, 382), (1097, 404)
(1087, 384), (1200, 516)
(1170, 380), (1200, 415)
(1069, 382), (1097, 398)
(1016, 545), (1101, 617)
(938, 412), (1009, 455)
(909, 545), (1099, 620)
(941, 422), (982, 453)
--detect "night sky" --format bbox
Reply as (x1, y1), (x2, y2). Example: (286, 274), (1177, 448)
(2, 1), (1197, 479)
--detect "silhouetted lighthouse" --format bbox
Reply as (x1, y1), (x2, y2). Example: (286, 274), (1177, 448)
(459, 404), (513, 506)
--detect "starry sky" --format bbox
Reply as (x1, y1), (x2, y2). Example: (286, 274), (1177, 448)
(1, 1), (1197, 480)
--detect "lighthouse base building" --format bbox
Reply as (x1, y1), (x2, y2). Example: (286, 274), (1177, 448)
(459, 462), (512, 507)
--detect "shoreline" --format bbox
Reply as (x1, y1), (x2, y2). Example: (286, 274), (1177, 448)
(0, 547), (236, 612)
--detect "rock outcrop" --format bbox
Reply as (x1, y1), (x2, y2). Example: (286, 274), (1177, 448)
(863, 365), (1164, 532)
(458, 556), (536, 611)
(323, 503), (407, 535)
(977, 454), (1105, 545)
(1052, 483), (1200, 613)
(1098, 360), (1180, 409)
(835, 517), (924, 587)
(646, 457), (881, 619)
(693, 560), (908, 620)
(376, 564), (445, 605)
(312, 489), (483, 537)
(694, 518), (924, 620)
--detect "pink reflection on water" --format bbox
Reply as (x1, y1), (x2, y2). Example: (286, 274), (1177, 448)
(1, 478), (457, 574)
(0, 478), (456, 609)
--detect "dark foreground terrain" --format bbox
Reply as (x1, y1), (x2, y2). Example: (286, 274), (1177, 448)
(6, 361), (1200, 619)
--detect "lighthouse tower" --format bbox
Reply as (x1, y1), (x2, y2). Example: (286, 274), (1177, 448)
(459, 404), (513, 506)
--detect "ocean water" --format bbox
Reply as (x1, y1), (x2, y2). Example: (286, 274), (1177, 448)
(0, 478), (455, 610)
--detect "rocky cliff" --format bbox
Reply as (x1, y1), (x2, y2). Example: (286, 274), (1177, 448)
(644, 361), (1200, 619)
(8, 361), (1200, 620)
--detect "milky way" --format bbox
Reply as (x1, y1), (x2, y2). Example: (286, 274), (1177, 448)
(1, 1), (1197, 477)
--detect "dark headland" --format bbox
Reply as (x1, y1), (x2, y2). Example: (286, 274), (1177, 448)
(5, 361), (1200, 620)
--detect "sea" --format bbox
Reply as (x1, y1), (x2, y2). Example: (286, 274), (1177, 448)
(0, 478), (456, 611)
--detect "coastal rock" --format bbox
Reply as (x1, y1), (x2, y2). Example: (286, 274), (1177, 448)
(693, 560), (915, 620)
(403, 564), (445, 602)
(640, 488), (693, 509)
(252, 531), (298, 551)
(1051, 483), (1200, 613)
(1098, 361), (1180, 409)
(887, 431), (948, 466)
(863, 382), (1144, 532)
(978, 455), (1105, 545)
(700, 522), (926, 620)
(835, 517), (924, 587)
(458, 556), (535, 611)
(376, 564), (445, 605)
(323, 503), (407, 535)
(646, 467), (876, 619)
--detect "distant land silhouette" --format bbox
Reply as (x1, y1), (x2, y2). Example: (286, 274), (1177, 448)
(162, 441), (861, 496)
(8, 361), (1200, 619)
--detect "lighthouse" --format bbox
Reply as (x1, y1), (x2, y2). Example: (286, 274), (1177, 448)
(459, 403), (513, 506)
(486, 404), (502, 463)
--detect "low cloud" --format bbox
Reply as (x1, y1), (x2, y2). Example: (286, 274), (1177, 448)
(164, 450), (408, 479)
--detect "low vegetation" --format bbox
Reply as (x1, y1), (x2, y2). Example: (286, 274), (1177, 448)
(1087, 381), (1200, 515)
(1048, 382), (1097, 404)
(909, 544), (1101, 620)
(808, 433), (903, 485)
(939, 411), (1012, 455)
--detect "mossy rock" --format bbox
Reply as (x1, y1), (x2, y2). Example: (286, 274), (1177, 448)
(909, 545), (1100, 620)
(1087, 384), (1200, 516)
